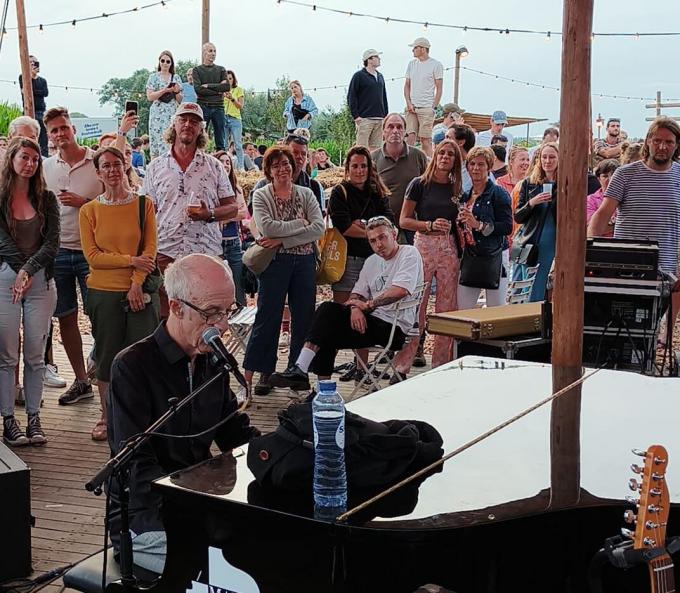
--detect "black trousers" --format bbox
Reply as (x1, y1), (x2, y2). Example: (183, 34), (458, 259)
(307, 302), (406, 376)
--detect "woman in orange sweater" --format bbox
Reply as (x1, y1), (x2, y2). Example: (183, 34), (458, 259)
(79, 146), (158, 441)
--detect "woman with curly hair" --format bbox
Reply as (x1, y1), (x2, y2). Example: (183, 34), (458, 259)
(0, 137), (60, 446)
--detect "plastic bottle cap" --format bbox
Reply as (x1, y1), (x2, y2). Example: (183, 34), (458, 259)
(318, 380), (337, 392)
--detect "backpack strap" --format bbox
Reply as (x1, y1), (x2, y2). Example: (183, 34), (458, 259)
(275, 424), (313, 449)
(137, 195), (146, 257)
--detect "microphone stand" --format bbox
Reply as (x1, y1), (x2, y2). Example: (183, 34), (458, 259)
(85, 365), (232, 590)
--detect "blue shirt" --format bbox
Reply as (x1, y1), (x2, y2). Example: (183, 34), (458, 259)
(181, 82), (197, 104)
(131, 151), (145, 169)
(283, 94), (318, 132)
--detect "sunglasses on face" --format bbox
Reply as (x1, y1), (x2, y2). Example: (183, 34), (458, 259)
(286, 134), (308, 145)
(160, 59), (172, 64)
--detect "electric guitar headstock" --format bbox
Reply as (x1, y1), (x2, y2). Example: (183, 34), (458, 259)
(625, 445), (674, 593)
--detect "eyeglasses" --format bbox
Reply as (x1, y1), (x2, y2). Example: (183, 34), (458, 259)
(270, 160), (293, 170)
(285, 134), (309, 145)
(160, 59), (172, 64)
(366, 216), (395, 230)
(99, 162), (125, 171)
(179, 299), (239, 325)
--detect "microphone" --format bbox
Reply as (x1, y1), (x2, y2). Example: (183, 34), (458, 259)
(201, 327), (248, 390)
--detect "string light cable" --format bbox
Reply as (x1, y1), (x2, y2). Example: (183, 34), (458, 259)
(276, 0), (680, 38)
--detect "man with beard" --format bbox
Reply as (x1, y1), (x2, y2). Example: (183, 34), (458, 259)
(593, 117), (624, 165)
(588, 117), (680, 338)
(143, 103), (237, 319)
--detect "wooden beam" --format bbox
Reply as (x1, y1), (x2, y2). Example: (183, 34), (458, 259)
(549, 0), (593, 509)
(15, 0), (34, 118)
(202, 0), (210, 47)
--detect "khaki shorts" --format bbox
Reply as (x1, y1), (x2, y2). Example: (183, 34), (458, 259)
(355, 118), (384, 150)
(406, 107), (435, 139)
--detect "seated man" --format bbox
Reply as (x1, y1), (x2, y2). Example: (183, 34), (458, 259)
(107, 254), (260, 574)
(270, 217), (423, 390)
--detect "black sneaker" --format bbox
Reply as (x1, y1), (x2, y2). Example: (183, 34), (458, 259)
(58, 380), (94, 405)
(413, 345), (427, 368)
(338, 362), (357, 382)
(26, 413), (47, 445)
(253, 373), (272, 396)
(3, 416), (29, 447)
(389, 371), (408, 385)
(270, 366), (311, 391)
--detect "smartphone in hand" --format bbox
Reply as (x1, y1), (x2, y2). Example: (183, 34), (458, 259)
(125, 100), (138, 115)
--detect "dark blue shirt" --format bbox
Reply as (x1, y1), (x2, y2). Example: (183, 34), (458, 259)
(461, 180), (512, 254)
(347, 68), (388, 119)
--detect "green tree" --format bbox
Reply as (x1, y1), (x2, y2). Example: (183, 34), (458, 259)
(0, 101), (23, 136)
(99, 59), (197, 136)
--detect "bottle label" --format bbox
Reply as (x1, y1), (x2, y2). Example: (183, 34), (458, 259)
(335, 418), (345, 448)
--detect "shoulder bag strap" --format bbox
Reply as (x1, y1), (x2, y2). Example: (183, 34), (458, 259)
(137, 195), (146, 257)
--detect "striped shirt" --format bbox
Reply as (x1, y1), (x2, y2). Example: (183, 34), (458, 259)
(604, 160), (680, 273)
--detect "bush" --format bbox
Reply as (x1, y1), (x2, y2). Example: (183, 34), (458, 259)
(0, 102), (24, 136)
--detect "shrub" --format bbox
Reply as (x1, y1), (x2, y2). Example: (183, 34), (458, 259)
(0, 102), (24, 136)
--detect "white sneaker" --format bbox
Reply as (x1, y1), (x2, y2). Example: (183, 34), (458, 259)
(278, 331), (290, 349)
(44, 363), (67, 388)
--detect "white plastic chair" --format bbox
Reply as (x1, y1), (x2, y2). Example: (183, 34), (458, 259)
(225, 305), (258, 355)
(507, 264), (540, 304)
(347, 283), (426, 401)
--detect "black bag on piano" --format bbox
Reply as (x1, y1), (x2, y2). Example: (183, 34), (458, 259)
(247, 401), (443, 498)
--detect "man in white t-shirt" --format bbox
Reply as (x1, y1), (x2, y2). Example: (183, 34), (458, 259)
(403, 37), (443, 158)
(476, 110), (514, 157)
(269, 217), (424, 390)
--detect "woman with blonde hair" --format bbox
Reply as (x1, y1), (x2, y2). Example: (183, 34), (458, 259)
(392, 139), (464, 381)
(283, 80), (318, 134)
(511, 142), (559, 301)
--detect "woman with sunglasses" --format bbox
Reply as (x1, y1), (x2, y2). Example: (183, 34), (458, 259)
(0, 138), (59, 447)
(213, 151), (248, 305)
(146, 50), (183, 159)
(79, 147), (159, 441)
(283, 80), (318, 134)
(392, 140), (463, 381)
(243, 146), (324, 396)
(328, 145), (393, 381)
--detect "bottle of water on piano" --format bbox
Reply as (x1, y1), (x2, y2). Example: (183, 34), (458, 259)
(312, 380), (347, 521)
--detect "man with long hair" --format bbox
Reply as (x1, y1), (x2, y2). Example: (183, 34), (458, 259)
(142, 103), (237, 319)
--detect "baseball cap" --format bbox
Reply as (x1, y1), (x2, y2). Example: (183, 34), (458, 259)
(362, 49), (382, 61)
(432, 129), (446, 145)
(174, 102), (204, 121)
(409, 37), (431, 49)
(492, 110), (508, 124)
(443, 103), (465, 116)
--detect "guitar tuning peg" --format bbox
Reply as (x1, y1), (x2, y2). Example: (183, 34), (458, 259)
(643, 537), (657, 547)
(630, 463), (643, 474)
(632, 448), (647, 457)
(623, 510), (637, 524)
(625, 495), (640, 506)
(628, 478), (640, 491)
(621, 528), (634, 539)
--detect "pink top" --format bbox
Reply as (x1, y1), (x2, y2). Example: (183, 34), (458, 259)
(586, 188), (614, 236)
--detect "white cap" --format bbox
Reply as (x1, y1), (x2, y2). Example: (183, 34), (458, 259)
(362, 49), (382, 61)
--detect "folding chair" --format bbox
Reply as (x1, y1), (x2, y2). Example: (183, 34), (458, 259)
(224, 305), (258, 356)
(348, 283), (426, 401)
(507, 264), (540, 304)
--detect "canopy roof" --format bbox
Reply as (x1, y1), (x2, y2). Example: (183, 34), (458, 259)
(461, 112), (548, 132)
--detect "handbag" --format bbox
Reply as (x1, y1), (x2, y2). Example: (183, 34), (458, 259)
(316, 184), (350, 285)
(242, 242), (277, 276)
(509, 180), (550, 267)
(459, 245), (503, 289)
(157, 91), (175, 103)
(291, 103), (310, 124)
(137, 196), (163, 294)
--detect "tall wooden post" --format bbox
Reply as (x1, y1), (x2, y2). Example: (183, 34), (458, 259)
(549, 0), (593, 509)
(201, 0), (210, 47)
(15, 0), (34, 118)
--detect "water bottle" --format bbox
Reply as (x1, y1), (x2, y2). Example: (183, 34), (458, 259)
(312, 380), (347, 520)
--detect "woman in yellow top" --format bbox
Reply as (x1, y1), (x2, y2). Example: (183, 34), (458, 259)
(224, 69), (245, 170)
(79, 146), (159, 441)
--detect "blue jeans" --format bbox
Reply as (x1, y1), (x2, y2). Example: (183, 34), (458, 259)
(201, 104), (226, 151)
(244, 253), (316, 375)
(222, 237), (245, 306)
(53, 248), (90, 318)
(225, 115), (244, 169)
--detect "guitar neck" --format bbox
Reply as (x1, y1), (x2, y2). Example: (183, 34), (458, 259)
(649, 554), (675, 593)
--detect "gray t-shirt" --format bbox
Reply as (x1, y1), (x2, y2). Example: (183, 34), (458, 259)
(605, 160), (680, 273)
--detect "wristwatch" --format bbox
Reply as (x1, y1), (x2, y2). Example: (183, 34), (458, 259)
(207, 207), (216, 223)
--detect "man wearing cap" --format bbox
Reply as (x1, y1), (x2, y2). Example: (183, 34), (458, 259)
(476, 111), (514, 157)
(142, 102), (237, 319)
(431, 103), (465, 141)
(593, 118), (623, 166)
(404, 37), (443, 157)
(348, 49), (388, 151)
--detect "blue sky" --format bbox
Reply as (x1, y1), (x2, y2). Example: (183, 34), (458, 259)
(0, 0), (677, 138)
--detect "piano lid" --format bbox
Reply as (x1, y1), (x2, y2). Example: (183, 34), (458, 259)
(156, 356), (680, 529)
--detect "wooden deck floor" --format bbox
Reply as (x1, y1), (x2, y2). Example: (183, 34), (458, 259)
(10, 332), (431, 591)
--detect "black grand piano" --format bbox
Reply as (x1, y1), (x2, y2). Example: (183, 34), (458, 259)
(147, 357), (680, 593)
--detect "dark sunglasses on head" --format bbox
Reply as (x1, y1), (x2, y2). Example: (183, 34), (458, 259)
(285, 134), (309, 145)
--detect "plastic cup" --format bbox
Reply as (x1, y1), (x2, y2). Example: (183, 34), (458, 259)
(542, 183), (553, 195)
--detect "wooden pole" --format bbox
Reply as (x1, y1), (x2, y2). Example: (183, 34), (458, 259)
(453, 52), (461, 106)
(201, 0), (210, 47)
(549, 0), (593, 509)
(15, 0), (34, 118)
(657, 91), (662, 117)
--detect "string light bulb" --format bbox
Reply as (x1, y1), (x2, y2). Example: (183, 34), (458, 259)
(38, 24), (44, 33)
(72, 19), (76, 27)
(545, 31), (551, 41)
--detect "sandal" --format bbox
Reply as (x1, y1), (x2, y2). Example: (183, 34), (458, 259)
(91, 419), (108, 441)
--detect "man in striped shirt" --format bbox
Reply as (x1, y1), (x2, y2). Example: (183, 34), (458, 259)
(588, 116), (680, 336)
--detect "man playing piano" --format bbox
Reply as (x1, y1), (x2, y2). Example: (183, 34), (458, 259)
(106, 254), (260, 574)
